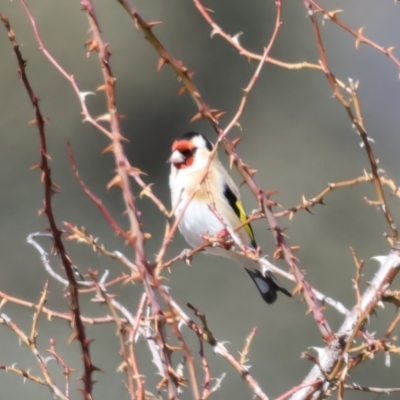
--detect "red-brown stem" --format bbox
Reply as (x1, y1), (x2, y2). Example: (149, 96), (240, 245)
(310, 0), (400, 72)
(303, 0), (398, 243)
(3, 9), (95, 398)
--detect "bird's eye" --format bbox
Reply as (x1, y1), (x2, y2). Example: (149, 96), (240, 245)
(181, 148), (196, 158)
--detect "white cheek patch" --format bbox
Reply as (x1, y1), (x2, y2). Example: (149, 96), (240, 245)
(192, 135), (207, 149)
(254, 277), (270, 294)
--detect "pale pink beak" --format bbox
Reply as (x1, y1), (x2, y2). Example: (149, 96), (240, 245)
(167, 150), (185, 164)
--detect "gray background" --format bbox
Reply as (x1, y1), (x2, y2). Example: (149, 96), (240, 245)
(1, 0), (400, 399)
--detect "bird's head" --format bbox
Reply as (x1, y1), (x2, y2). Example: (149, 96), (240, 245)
(168, 132), (214, 171)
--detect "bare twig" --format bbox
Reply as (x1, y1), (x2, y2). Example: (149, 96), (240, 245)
(303, 0), (398, 244)
(0, 364), (46, 386)
(311, 0), (400, 73)
(0, 287), (125, 324)
(47, 339), (76, 398)
(193, 0), (322, 71)
(181, 302), (269, 400)
(30, 281), (49, 343)
(275, 175), (372, 218)
(239, 327), (257, 365)
(343, 383), (400, 394)
(0, 314), (67, 400)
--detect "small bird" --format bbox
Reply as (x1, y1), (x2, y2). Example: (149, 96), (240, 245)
(168, 132), (291, 304)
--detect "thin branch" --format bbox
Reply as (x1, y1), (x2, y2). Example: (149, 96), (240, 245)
(47, 339), (75, 398)
(4, 9), (96, 397)
(177, 302), (270, 400)
(311, 1), (400, 73)
(193, 0), (322, 71)
(223, 46), (270, 134)
(239, 327), (257, 365)
(303, 0), (398, 243)
(275, 175), (372, 218)
(0, 364), (46, 386)
(81, 2), (195, 396)
(30, 280), (49, 343)
(67, 144), (139, 253)
(0, 314), (67, 400)
(344, 383), (400, 394)
(275, 380), (323, 400)
(128, 293), (147, 400)
(0, 288), (124, 324)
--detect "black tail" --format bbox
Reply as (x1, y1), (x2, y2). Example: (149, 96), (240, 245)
(246, 270), (291, 304)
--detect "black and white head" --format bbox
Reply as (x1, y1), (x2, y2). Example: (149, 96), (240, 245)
(168, 132), (214, 171)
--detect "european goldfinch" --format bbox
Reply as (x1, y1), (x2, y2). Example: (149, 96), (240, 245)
(168, 132), (291, 304)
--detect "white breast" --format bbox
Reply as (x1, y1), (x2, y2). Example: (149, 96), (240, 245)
(169, 161), (251, 250)
(170, 164), (226, 248)
(176, 197), (226, 248)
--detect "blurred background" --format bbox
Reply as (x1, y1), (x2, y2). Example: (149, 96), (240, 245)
(1, 0), (400, 399)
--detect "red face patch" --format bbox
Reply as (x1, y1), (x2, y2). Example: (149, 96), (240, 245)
(171, 140), (196, 169)
(172, 140), (195, 152)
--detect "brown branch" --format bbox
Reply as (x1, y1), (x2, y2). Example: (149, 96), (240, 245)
(128, 294), (147, 400)
(187, 303), (215, 400)
(239, 327), (257, 365)
(386, 311), (400, 338)
(303, 0), (398, 243)
(30, 280), (49, 343)
(184, 302), (269, 400)
(0, 314), (67, 400)
(118, 0), (221, 124)
(311, 0), (400, 73)
(0, 364), (46, 386)
(350, 248), (364, 313)
(3, 9), (96, 398)
(259, 195), (333, 341)
(47, 339), (75, 398)
(67, 144), (139, 253)
(0, 288), (124, 324)
(198, 337), (212, 400)
(275, 175), (372, 218)
(266, 173), (400, 220)
(63, 222), (146, 284)
(223, 45), (270, 134)
(193, 0), (322, 71)
(128, 169), (170, 217)
(88, 272), (137, 399)
(275, 380), (323, 400)
(80, 0), (144, 253)
(80, 3), (199, 397)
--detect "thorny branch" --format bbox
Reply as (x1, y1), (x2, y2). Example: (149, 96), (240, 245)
(0, 313), (68, 400)
(1, 10), (95, 399)
(311, 0), (400, 74)
(193, 0), (321, 72)
(303, 0), (398, 244)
